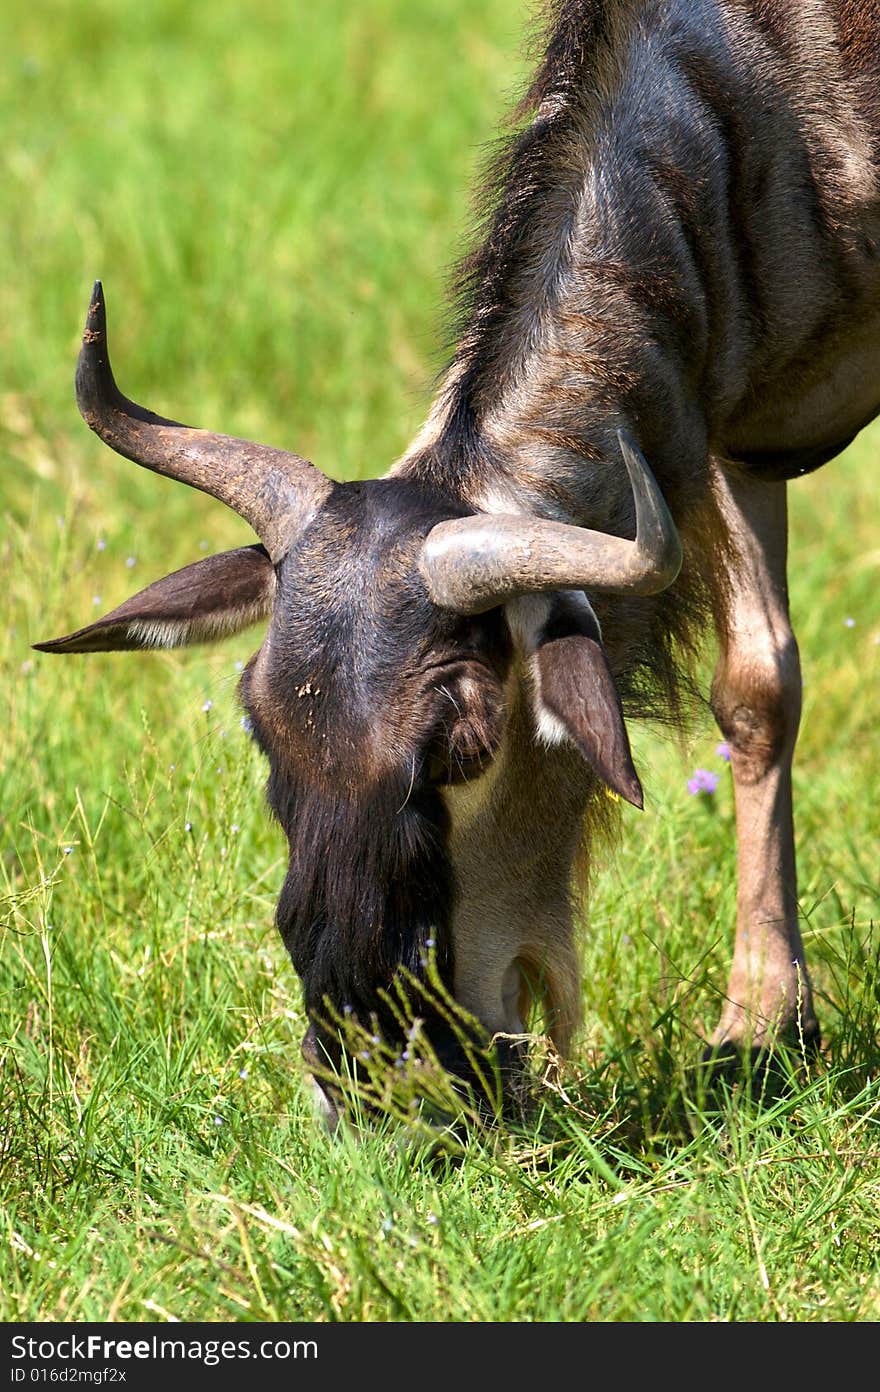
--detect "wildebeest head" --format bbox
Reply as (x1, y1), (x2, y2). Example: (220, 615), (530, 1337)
(35, 285), (680, 1121)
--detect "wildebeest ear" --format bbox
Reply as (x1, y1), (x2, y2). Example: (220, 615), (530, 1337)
(33, 545), (276, 653)
(532, 629), (644, 809)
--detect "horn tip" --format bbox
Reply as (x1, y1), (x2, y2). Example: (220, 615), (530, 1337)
(77, 281), (112, 421)
(83, 281), (106, 344)
(616, 426), (639, 461)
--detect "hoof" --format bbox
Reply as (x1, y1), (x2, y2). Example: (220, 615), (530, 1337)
(698, 1023), (822, 1099)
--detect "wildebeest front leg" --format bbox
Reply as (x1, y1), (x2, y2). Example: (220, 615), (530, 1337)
(707, 465), (819, 1058)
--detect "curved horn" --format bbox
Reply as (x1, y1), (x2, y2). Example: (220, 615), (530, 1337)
(75, 282), (332, 561)
(418, 431), (682, 613)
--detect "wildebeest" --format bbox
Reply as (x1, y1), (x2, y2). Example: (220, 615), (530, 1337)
(36, 0), (880, 1122)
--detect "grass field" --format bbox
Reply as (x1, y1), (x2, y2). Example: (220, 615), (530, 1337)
(2, 0), (879, 1323)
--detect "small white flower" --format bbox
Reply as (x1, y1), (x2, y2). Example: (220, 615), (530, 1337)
(125, 556), (136, 568)
(202, 699), (213, 712)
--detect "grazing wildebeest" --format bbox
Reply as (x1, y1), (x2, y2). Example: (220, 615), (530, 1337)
(36, 0), (880, 1122)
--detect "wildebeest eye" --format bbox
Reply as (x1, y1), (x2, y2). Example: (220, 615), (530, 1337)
(424, 705), (499, 786)
(422, 661), (506, 786)
(425, 736), (493, 787)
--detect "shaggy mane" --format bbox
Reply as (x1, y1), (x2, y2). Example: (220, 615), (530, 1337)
(446, 1), (643, 418)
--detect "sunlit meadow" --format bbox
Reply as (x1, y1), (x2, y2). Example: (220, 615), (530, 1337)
(2, 0), (879, 1322)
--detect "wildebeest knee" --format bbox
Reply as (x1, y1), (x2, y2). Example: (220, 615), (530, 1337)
(711, 637), (802, 782)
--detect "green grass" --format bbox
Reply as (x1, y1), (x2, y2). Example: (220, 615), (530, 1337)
(2, 0), (880, 1323)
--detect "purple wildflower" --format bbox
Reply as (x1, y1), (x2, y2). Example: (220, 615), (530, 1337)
(844, 616), (855, 628)
(125, 556), (136, 568)
(687, 768), (719, 796)
(715, 742), (731, 762)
